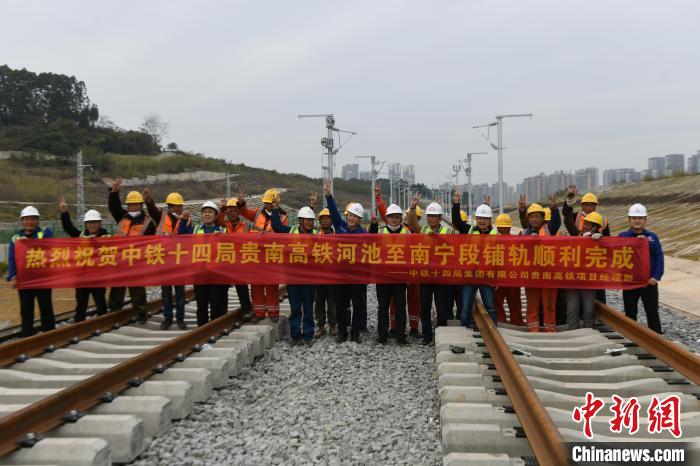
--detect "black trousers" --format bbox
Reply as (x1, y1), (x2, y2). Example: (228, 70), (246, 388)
(377, 284), (407, 339)
(335, 284), (366, 338)
(18, 289), (55, 337)
(194, 285), (229, 327)
(419, 284), (451, 342)
(108, 286), (148, 315)
(75, 287), (107, 322)
(623, 285), (661, 334)
(234, 284), (252, 313)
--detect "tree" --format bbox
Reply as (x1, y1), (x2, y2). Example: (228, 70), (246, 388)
(166, 142), (179, 151)
(139, 113), (169, 147)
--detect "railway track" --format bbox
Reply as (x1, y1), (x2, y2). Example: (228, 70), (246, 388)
(436, 298), (700, 465)
(0, 286), (288, 465)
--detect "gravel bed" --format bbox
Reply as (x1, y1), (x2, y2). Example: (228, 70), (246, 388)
(606, 290), (700, 353)
(132, 285), (442, 466)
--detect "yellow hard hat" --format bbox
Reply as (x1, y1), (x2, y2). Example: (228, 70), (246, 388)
(125, 191), (144, 204)
(544, 207), (552, 222)
(344, 203), (353, 215)
(495, 214), (512, 228)
(526, 203), (545, 216)
(226, 198), (239, 207)
(460, 210), (468, 222)
(581, 192), (598, 204)
(318, 208), (331, 218)
(262, 189), (280, 203)
(584, 211), (604, 227)
(165, 192), (184, 205)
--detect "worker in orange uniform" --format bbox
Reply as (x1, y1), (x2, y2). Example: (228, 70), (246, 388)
(522, 202), (557, 332)
(309, 191), (337, 337)
(562, 185), (609, 304)
(374, 184), (421, 338)
(107, 176), (155, 324)
(493, 214), (524, 326)
(217, 197), (253, 320)
(144, 189), (190, 330)
(237, 188), (287, 322)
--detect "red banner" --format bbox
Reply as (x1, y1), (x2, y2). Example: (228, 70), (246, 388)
(14, 234), (649, 289)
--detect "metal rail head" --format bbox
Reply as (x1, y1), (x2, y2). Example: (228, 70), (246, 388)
(596, 300), (700, 385)
(473, 300), (569, 466)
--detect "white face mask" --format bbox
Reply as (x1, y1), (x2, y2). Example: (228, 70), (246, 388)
(128, 211), (140, 218)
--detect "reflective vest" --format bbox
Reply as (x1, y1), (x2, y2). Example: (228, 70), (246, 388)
(193, 224), (223, 234)
(289, 226), (318, 234)
(250, 209), (287, 233)
(115, 214), (153, 236)
(156, 213), (189, 236)
(11, 229), (45, 243)
(379, 225), (410, 234)
(421, 224), (453, 234)
(225, 220), (248, 234)
(575, 212), (607, 232)
(468, 225), (497, 235)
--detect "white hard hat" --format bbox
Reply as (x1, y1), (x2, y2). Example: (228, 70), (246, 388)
(425, 202), (443, 216)
(83, 210), (102, 222)
(347, 203), (364, 218)
(20, 206), (40, 218)
(628, 203), (647, 217)
(386, 204), (403, 216)
(475, 204), (493, 218)
(201, 201), (219, 212)
(297, 206), (315, 219)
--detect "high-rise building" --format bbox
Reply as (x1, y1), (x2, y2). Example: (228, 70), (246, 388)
(647, 157), (665, 178)
(602, 168), (640, 186)
(358, 171), (372, 181)
(664, 153), (685, 175)
(340, 163), (359, 180)
(402, 165), (415, 184)
(573, 167), (599, 192)
(688, 151), (700, 174)
(387, 163), (402, 181)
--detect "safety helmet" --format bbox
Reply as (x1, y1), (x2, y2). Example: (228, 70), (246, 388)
(201, 201), (219, 213)
(125, 191), (144, 204)
(526, 203), (545, 216)
(584, 211), (604, 227)
(344, 203), (353, 215)
(474, 204), (492, 218)
(347, 203), (364, 218)
(318, 208), (331, 218)
(544, 207), (552, 222)
(581, 193), (599, 204)
(628, 203), (647, 217)
(297, 206), (316, 219)
(83, 210), (102, 222)
(165, 192), (184, 205)
(495, 214), (512, 228)
(386, 204), (403, 216)
(425, 202), (443, 216)
(262, 189), (280, 204)
(226, 198), (239, 207)
(20, 206), (40, 218)
(460, 210), (468, 222)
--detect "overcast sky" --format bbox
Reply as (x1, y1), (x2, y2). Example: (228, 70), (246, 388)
(4, 0), (699, 187)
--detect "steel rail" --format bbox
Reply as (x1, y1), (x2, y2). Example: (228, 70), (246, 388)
(596, 300), (700, 385)
(0, 289), (195, 367)
(474, 301), (569, 466)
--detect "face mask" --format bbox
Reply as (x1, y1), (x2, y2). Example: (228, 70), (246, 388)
(128, 211), (140, 218)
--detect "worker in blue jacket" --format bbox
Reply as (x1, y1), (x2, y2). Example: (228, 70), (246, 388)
(7, 206), (55, 337)
(323, 181), (367, 343)
(618, 203), (664, 334)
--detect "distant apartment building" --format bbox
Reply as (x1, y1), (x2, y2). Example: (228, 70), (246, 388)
(387, 163), (402, 181)
(341, 163), (359, 180)
(664, 153), (685, 175)
(688, 151), (700, 174)
(402, 164), (416, 184)
(358, 171), (372, 181)
(647, 157), (665, 178)
(603, 168), (640, 186)
(573, 167), (599, 192)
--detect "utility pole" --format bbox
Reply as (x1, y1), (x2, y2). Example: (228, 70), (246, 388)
(452, 163), (461, 205)
(298, 114), (356, 200)
(225, 170), (239, 199)
(76, 150), (91, 221)
(463, 152), (487, 219)
(493, 113), (533, 213)
(356, 155), (384, 214)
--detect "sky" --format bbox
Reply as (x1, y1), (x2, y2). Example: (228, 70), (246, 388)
(3, 0), (699, 187)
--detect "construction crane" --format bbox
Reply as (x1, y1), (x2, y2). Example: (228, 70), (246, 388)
(297, 114), (356, 198)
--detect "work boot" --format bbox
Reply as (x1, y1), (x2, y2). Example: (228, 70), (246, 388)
(138, 311), (148, 325)
(396, 336), (408, 345)
(408, 328), (421, 339)
(329, 325), (338, 336)
(290, 338), (302, 346)
(336, 334), (347, 343)
(315, 326), (327, 338)
(350, 334), (361, 344)
(304, 339), (313, 347)
(250, 316), (262, 324)
(420, 338), (433, 347)
(388, 329), (397, 339)
(177, 319), (187, 330)
(376, 336), (388, 344)
(160, 317), (173, 330)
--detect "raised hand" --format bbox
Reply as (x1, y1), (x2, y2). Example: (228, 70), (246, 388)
(370, 209), (377, 223)
(323, 181), (331, 196)
(410, 192), (421, 209)
(58, 196), (68, 213)
(309, 191), (318, 207)
(219, 198), (227, 210)
(550, 193), (557, 207)
(483, 194), (491, 206)
(181, 211), (190, 220)
(143, 188), (152, 202)
(453, 190), (461, 204)
(518, 193), (526, 209)
(112, 176), (122, 192)
(566, 184), (577, 199)
(374, 184), (381, 197)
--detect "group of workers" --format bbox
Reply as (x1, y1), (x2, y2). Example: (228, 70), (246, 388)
(7, 178), (664, 343)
